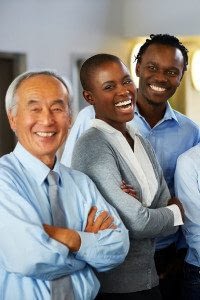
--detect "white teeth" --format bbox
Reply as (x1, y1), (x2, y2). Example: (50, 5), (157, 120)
(115, 100), (132, 107)
(150, 85), (166, 92)
(36, 132), (55, 137)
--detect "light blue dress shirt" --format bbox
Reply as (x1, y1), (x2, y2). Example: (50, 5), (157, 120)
(132, 103), (200, 249)
(175, 144), (200, 267)
(0, 143), (129, 300)
(61, 106), (95, 167)
(61, 103), (200, 249)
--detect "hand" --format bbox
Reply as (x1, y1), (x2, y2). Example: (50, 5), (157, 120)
(121, 180), (138, 199)
(168, 197), (185, 220)
(85, 206), (117, 233)
(43, 224), (81, 252)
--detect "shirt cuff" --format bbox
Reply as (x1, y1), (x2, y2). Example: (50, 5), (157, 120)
(167, 204), (183, 226)
(75, 231), (97, 260)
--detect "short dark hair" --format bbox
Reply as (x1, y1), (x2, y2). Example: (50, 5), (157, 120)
(135, 34), (188, 72)
(80, 53), (123, 90)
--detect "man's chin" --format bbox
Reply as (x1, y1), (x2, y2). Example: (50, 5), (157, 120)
(146, 98), (167, 107)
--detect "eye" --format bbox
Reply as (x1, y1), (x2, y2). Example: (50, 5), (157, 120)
(51, 106), (64, 112)
(123, 78), (133, 85)
(167, 70), (178, 76)
(147, 65), (157, 71)
(30, 106), (41, 113)
(103, 84), (114, 90)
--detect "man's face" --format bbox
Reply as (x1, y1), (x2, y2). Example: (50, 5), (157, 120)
(8, 75), (71, 168)
(136, 43), (184, 106)
(84, 61), (136, 130)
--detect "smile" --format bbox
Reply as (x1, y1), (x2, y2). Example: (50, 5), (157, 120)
(36, 132), (56, 137)
(115, 99), (132, 108)
(150, 85), (166, 92)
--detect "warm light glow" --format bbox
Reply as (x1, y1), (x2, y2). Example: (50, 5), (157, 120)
(130, 42), (143, 88)
(191, 50), (200, 91)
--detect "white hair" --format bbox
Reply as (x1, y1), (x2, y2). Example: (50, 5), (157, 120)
(5, 70), (73, 116)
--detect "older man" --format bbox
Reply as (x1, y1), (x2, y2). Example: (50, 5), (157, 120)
(0, 70), (129, 300)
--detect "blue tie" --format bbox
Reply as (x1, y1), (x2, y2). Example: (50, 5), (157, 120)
(47, 170), (75, 300)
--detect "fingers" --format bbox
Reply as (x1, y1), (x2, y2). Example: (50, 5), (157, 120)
(85, 206), (117, 233)
(122, 188), (137, 196)
(121, 180), (133, 189)
(86, 206), (97, 227)
(95, 211), (117, 231)
(121, 180), (138, 198)
(99, 215), (115, 230)
(93, 210), (110, 230)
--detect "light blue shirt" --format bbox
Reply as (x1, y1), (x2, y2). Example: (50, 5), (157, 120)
(61, 103), (200, 249)
(132, 103), (200, 249)
(175, 144), (200, 267)
(62, 106), (95, 167)
(0, 143), (129, 300)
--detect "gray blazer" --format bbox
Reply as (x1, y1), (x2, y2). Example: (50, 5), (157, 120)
(71, 127), (177, 293)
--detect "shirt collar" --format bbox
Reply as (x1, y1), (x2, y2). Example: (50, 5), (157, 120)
(13, 142), (62, 185)
(91, 119), (138, 137)
(135, 101), (179, 124)
(91, 119), (117, 134)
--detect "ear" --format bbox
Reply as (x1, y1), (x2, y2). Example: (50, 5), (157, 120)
(68, 114), (72, 129)
(82, 90), (95, 105)
(7, 111), (17, 133)
(180, 70), (185, 81)
(135, 62), (140, 77)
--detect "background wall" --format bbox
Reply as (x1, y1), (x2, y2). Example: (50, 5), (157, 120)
(0, 0), (200, 123)
(123, 0), (200, 37)
(0, 0), (134, 116)
(0, 0), (131, 76)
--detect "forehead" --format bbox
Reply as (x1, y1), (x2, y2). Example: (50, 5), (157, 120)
(15, 75), (69, 101)
(141, 44), (184, 67)
(92, 61), (130, 81)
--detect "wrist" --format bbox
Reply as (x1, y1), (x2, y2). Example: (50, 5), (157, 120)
(65, 229), (81, 252)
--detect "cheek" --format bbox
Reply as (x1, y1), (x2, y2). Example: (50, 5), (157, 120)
(12, 114), (34, 132)
(171, 78), (181, 88)
(59, 115), (71, 131)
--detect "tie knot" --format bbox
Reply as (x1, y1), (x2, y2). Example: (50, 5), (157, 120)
(47, 170), (59, 186)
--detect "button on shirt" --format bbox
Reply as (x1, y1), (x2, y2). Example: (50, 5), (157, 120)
(175, 144), (200, 267)
(132, 103), (200, 197)
(0, 143), (129, 300)
(132, 103), (200, 249)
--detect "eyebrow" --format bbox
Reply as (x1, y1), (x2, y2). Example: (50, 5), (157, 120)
(26, 99), (66, 106)
(146, 61), (179, 70)
(102, 75), (131, 84)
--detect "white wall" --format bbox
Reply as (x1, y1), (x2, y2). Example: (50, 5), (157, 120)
(123, 0), (200, 37)
(1, 0), (200, 121)
(0, 0), (129, 78)
(0, 0), (134, 116)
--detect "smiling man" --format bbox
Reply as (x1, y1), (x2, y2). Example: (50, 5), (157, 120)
(0, 70), (129, 300)
(132, 34), (200, 300)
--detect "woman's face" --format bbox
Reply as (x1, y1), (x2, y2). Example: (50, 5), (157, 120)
(84, 61), (136, 131)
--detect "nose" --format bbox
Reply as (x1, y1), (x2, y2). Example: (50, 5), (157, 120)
(117, 85), (130, 96)
(154, 70), (168, 83)
(39, 108), (55, 125)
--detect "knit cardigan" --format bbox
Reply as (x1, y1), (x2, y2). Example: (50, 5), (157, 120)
(71, 126), (177, 293)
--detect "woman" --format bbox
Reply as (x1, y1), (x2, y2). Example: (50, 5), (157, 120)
(71, 54), (183, 300)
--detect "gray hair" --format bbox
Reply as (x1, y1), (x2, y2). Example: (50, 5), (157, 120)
(5, 70), (73, 115)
